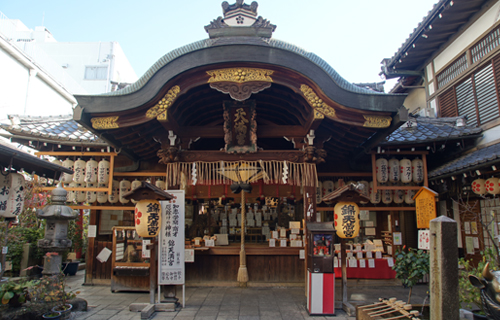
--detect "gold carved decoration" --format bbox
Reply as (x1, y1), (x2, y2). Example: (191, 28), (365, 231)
(91, 116), (119, 129)
(314, 111), (324, 120)
(207, 68), (273, 83)
(146, 85), (180, 119)
(300, 85), (336, 118)
(363, 115), (392, 128)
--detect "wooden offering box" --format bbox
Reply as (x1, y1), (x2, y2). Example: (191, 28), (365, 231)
(111, 226), (154, 292)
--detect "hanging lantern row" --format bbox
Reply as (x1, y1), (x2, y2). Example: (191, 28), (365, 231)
(318, 180), (416, 205)
(472, 178), (500, 195)
(63, 178), (166, 204)
(375, 157), (424, 184)
(54, 158), (110, 184)
(0, 172), (26, 218)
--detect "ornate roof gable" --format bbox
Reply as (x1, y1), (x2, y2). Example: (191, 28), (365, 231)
(205, 0), (276, 38)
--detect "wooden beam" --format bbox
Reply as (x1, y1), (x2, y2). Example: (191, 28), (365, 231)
(316, 206), (416, 211)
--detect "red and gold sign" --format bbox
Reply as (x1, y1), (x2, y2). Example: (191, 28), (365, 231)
(135, 200), (161, 237)
(414, 187), (438, 229)
(333, 202), (360, 238)
(223, 100), (257, 154)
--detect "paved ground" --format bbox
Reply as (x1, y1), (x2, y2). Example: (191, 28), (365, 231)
(66, 271), (429, 320)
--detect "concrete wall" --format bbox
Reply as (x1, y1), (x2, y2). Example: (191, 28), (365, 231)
(0, 41), (75, 120)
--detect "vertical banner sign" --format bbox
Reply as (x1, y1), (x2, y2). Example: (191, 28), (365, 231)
(159, 190), (185, 285)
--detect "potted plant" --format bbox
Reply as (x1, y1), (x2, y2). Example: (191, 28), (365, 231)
(42, 311), (61, 319)
(0, 278), (38, 307)
(392, 245), (430, 304)
(28, 272), (76, 320)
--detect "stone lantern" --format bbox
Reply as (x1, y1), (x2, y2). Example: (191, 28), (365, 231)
(37, 183), (77, 275)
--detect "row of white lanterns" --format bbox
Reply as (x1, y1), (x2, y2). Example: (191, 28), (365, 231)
(375, 157), (424, 184)
(64, 178), (166, 204)
(318, 180), (416, 205)
(52, 158), (110, 184)
(472, 177), (500, 195)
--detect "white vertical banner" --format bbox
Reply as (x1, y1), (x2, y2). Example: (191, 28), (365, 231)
(159, 190), (185, 285)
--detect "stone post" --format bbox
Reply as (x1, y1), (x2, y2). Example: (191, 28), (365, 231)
(430, 215), (459, 320)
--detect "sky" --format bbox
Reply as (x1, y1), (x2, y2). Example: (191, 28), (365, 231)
(1, 0), (438, 91)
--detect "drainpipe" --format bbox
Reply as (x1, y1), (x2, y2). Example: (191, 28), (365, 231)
(24, 69), (37, 115)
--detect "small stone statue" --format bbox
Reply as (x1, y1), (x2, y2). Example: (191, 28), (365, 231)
(469, 262), (500, 320)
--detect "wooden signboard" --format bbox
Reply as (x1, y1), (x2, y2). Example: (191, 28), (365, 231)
(413, 187), (438, 229)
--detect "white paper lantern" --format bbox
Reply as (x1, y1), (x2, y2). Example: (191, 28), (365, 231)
(73, 158), (86, 183)
(382, 189), (393, 204)
(404, 189), (416, 204)
(85, 158), (98, 183)
(369, 181), (381, 204)
(486, 177), (500, 195)
(131, 180), (142, 204)
(0, 173), (25, 218)
(97, 183), (108, 203)
(108, 180), (119, 203)
(119, 179), (131, 204)
(412, 158), (424, 184)
(86, 182), (97, 203)
(388, 158), (400, 183)
(51, 159), (62, 166)
(393, 189), (405, 204)
(376, 158), (389, 184)
(316, 181), (322, 204)
(61, 159), (74, 183)
(400, 158), (412, 184)
(155, 179), (166, 190)
(472, 179), (486, 195)
(323, 180), (334, 198)
(68, 182), (76, 202)
(76, 183), (86, 202)
(98, 159), (110, 184)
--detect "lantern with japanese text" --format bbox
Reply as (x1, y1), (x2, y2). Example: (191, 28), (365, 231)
(108, 180), (119, 203)
(121, 182), (173, 238)
(472, 179), (486, 195)
(382, 189), (393, 204)
(97, 183), (107, 203)
(405, 189), (416, 204)
(61, 159), (74, 183)
(73, 158), (86, 183)
(485, 177), (500, 195)
(393, 189), (404, 204)
(131, 179), (142, 204)
(0, 173), (25, 218)
(119, 179), (131, 204)
(388, 158), (400, 183)
(376, 158), (388, 183)
(369, 181), (381, 204)
(323, 180), (334, 198)
(400, 158), (412, 184)
(76, 183), (86, 202)
(98, 159), (110, 184)
(412, 158), (424, 184)
(68, 182), (76, 202)
(86, 182), (97, 203)
(85, 158), (98, 183)
(358, 180), (369, 204)
(135, 200), (161, 237)
(333, 202), (360, 238)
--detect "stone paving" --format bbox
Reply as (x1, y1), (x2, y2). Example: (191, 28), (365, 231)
(66, 271), (429, 320)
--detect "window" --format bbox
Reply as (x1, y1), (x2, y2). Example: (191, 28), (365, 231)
(84, 66), (108, 80)
(437, 59), (500, 126)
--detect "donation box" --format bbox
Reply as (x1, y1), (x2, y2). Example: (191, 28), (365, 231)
(306, 222), (335, 315)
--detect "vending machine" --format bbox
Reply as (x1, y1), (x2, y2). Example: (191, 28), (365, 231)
(306, 222), (335, 315)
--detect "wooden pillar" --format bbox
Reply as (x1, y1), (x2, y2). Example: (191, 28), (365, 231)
(85, 209), (97, 284)
(149, 239), (156, 305)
